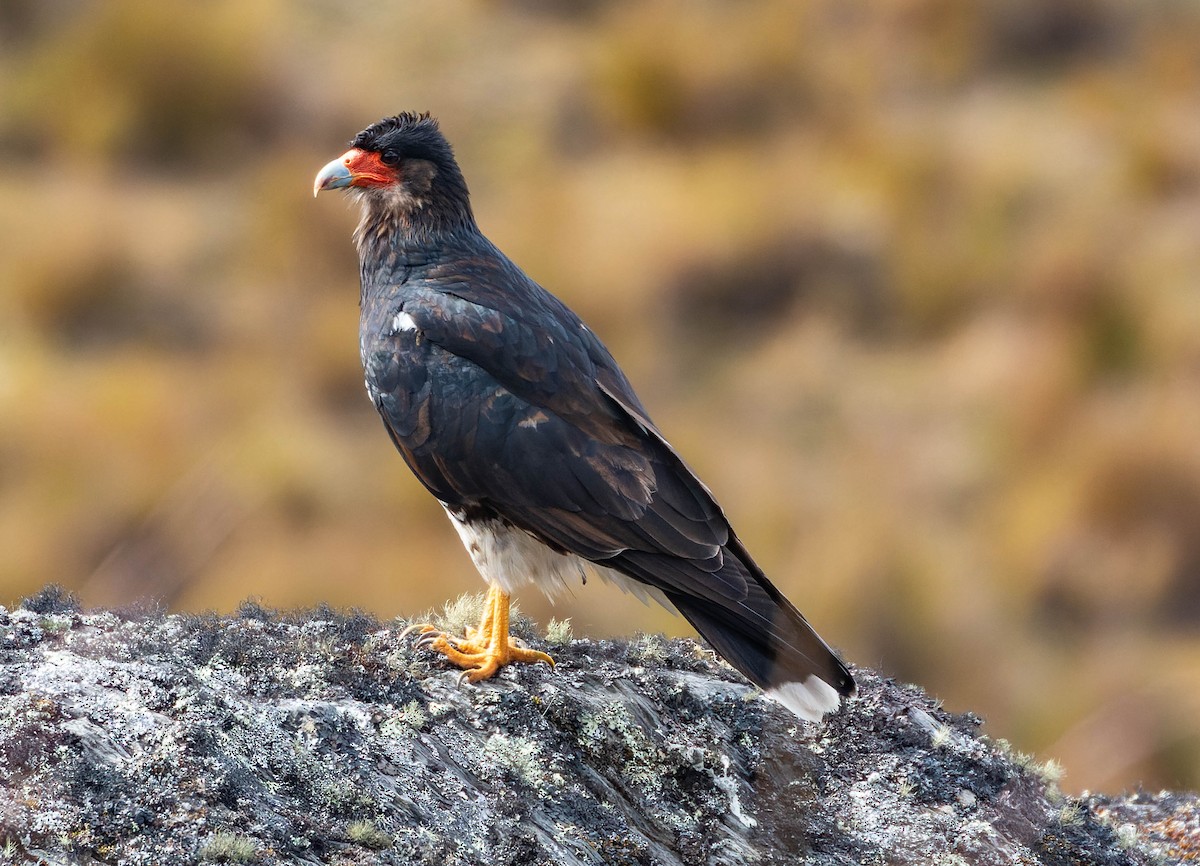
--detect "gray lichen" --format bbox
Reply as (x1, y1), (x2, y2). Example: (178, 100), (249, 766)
(0, 586), (1193, 865)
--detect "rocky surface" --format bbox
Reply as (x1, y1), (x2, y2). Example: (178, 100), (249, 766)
(0, 586), (1194, 865)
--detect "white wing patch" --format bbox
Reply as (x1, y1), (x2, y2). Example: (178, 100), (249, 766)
(391, 311), (419, 333)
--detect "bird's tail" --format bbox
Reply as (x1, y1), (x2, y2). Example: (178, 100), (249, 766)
(665, 553), (854, 721)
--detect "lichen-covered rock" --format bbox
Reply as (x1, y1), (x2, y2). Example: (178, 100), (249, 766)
(0, 587), (1191, 865)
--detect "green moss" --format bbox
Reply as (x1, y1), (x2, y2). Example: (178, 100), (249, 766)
(929, 724), (952, 749)
(627, 633), (668, 666)
(381, 701), (427, 736)
(318, 777), (374, 813)
(199, 832), (258, 863)
(1058, 801), (1085, 826)
(431, 593), (485, 636)
(1038, 758), (1066, 786)
(346, 820), (392, 850)
(544, 617), (573, 646)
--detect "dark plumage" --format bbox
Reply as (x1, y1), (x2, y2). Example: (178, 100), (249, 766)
(314, 112), (855, 720)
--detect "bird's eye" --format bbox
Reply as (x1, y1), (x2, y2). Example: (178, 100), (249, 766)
(379, 148), (401, 166)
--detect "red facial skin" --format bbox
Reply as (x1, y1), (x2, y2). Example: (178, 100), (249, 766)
(339, 148), (397, 188)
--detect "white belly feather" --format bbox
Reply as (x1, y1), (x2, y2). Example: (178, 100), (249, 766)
(442, 506), (669, 609)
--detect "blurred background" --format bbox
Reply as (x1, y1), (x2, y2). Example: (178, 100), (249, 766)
(2, 0), (1200, 795)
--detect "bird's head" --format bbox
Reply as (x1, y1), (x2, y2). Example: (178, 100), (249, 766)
(314, 112), (473, 239)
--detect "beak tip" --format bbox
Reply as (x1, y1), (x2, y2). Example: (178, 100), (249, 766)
(313, 156), (354, 197)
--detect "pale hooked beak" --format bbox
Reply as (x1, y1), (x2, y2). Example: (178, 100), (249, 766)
(313, 157), (354, 197)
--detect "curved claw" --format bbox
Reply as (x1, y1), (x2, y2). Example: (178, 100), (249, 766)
(398, 622), (438, 640)
(397, 623), (420, 640)
(416, 633), (446, 650)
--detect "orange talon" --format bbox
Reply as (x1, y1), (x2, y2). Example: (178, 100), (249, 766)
(404, 585), (554, 681)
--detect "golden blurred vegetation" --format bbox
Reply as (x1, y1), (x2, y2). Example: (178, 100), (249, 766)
(2, 0), (1200, 794)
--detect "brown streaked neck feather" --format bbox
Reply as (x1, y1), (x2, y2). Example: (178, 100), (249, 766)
(352, 156), (475, 263)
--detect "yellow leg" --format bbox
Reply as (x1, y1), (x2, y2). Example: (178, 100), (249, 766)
(402, 585), (554, 682)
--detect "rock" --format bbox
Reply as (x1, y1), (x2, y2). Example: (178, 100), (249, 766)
(0, 586), (1192, 865)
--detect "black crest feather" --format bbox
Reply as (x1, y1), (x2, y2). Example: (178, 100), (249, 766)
(352, 112), (453, 168)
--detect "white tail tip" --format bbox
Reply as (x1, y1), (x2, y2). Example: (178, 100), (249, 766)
(766, 675), (843, 722)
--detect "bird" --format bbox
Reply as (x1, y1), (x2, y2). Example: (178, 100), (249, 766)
(313, 112), (855, 721)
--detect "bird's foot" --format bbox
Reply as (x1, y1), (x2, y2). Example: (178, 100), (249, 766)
(413, 629), (554, 682)
(400, 586), (554, 682)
